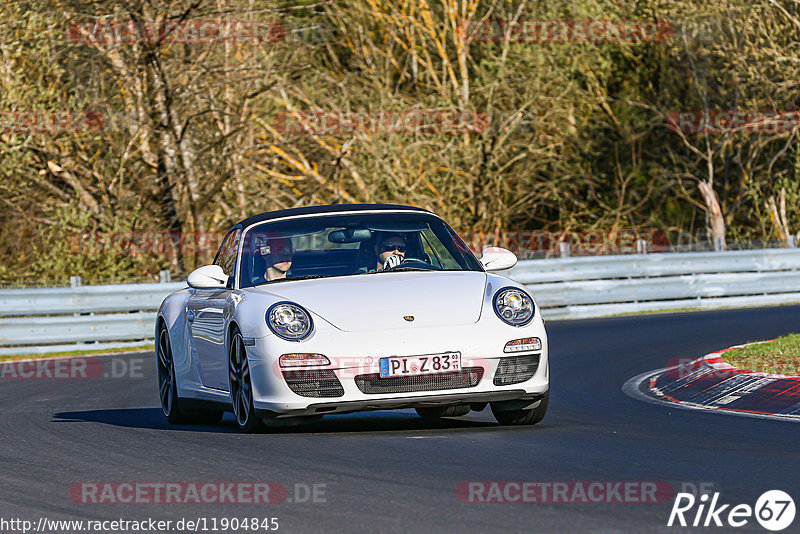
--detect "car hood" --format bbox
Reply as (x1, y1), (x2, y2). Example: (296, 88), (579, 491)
(250, 271), (487, 332)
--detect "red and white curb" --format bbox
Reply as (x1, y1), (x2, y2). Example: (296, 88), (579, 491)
(623, 342), (800, 422)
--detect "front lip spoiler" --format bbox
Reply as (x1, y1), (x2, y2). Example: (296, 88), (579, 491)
(256, 389), (539, 418)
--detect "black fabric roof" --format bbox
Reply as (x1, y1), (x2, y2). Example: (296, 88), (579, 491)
(236, 203), (431, 229)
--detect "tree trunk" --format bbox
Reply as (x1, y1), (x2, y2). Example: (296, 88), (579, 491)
(697, 180), (726, 250)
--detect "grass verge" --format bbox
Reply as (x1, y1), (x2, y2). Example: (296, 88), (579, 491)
(723, 334), (800, 376)
(0, 344), (154, 362)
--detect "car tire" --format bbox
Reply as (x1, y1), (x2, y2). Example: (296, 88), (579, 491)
(415, 405), (470, 419)
(157, 324), (191, 424)
(158, 324), (224, 425)
(491, 390), (549, 426)
(229, 327), (265, 433)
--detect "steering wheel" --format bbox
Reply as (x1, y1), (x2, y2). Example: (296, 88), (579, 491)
(384, 257), (441, 271)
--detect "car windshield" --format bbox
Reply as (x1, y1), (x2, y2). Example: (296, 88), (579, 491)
(238, 212), (483, 288)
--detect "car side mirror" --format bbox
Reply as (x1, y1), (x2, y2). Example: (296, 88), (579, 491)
(479, 247), (518, 271)
(187, 265), (229, 289)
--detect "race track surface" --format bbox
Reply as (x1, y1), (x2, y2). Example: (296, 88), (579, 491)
(2, 306), (800, 533)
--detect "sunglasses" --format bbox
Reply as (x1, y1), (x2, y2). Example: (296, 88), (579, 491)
(381, 243), (407, 253)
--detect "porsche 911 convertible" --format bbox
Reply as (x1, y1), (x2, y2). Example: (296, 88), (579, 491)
(156, 204), (549, 432)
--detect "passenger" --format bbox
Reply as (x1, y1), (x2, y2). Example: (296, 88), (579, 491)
(257, 237), (294, 281)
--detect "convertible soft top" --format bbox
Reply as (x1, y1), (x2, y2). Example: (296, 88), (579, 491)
(237, 203), (432, 229)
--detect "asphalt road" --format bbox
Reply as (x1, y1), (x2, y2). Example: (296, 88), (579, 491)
(2, 306), (800, 533)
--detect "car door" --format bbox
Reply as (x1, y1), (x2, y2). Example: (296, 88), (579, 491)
(188, 227), (241, 391)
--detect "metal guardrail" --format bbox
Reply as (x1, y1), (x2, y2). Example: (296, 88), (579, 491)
(0, 280), (185, 355)
(1, 312), (157, 346)
(0, 282), (186, 316)
(506, 248), (800, 319)
(1, 248), (799, 355)
(506, 248), (800, 283)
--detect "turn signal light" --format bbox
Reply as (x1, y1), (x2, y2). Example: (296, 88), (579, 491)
(279, 353), (331, 368)
(504, 337), (542, 353)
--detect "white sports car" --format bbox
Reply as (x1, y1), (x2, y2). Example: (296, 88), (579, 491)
(156, 204), (549, 432)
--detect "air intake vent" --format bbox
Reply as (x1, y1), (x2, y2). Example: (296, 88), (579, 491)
(282, 369), (344, 398)
(354, 368), (483, 394)
(493, 355), (540, 386)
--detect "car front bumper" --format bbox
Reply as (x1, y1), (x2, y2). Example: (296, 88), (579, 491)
(246, 315), (549, 417)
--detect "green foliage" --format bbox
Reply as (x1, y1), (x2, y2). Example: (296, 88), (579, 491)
(725, 334), (800, 376)
(1, 0), (799, 282)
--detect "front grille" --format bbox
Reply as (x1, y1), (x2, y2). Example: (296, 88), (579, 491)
(282, 369), (344, 398)
(354, 367), (483, 395)
(493, 354), (540, 386)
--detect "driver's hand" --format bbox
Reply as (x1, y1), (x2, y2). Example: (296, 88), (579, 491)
(383, 254), (403, 270)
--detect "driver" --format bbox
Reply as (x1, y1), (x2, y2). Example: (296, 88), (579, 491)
(374, 234), (407, 271)
(256, 236), (294, 281)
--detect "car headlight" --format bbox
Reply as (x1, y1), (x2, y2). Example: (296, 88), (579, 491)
(493, 287), (534, 326)
(266, 302), (313, 341)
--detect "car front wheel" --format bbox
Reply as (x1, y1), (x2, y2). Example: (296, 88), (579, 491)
(229, 327), (264, 433)
(491, 391), (549, 426)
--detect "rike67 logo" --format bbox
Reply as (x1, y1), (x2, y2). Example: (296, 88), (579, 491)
(668, 490), (795, 531)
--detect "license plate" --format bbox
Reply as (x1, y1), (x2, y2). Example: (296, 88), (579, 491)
(379, 352), (461, 378)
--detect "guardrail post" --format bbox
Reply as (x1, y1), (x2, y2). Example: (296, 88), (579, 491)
(636, 239), (648, 254)
(788, 236), (797, 248)
(559, 242), (570, 258)
(159, 270), (171, 283)
(69, 276), (81, 288)
(713, 237), (725, 251)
